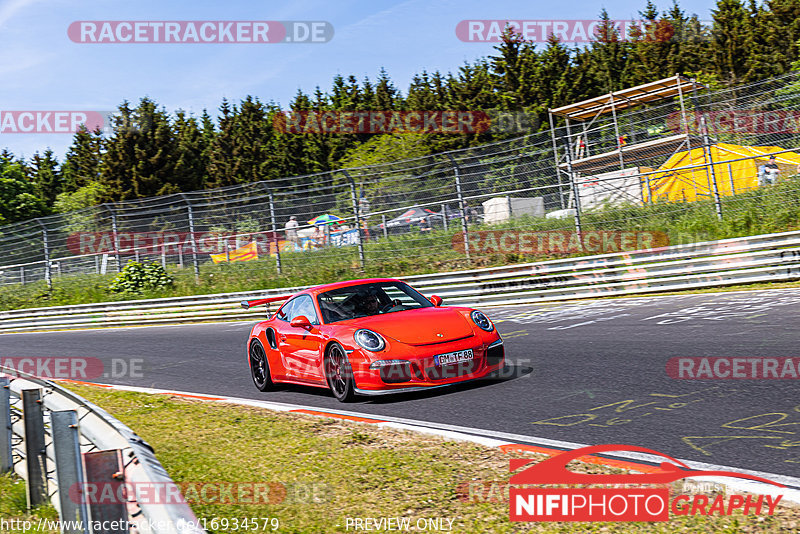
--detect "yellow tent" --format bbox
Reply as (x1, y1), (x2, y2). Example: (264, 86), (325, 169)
(647, 143), (800, 202)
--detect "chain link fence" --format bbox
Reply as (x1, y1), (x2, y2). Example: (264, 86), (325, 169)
(3, 72), (800, 288)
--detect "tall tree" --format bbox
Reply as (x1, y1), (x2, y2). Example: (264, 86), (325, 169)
(0, 152), (49, 223)
(206, 99), (240, 188)
(29, 149), (62, 205)
(62, 126), (104, 193)
(100, 98), (179, 200)
(172, 111), (206, 192)
(712, 0), (751, 84)
(763, 0), (800, 75)
(587, 9), (632, 92)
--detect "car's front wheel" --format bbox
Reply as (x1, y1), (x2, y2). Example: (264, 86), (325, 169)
(325, 342), (355, 402)
(249, 338), (273, 392)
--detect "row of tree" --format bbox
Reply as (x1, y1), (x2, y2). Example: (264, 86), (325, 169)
(2, 0), (800, 224)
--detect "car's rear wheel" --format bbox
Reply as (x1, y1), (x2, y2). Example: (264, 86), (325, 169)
(325, 342), (354, 402)
(249, 339), (273, 392)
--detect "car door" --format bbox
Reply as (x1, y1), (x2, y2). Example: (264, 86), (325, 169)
(271, 297), (297, 379)
(282, 295), (325, 381)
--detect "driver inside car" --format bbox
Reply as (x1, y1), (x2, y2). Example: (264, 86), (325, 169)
(350, 291), (381, 317)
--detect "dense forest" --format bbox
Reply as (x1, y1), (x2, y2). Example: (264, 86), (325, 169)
(1, 0), (800, 225)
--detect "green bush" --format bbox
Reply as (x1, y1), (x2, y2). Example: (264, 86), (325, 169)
(108, 261), (174, 295)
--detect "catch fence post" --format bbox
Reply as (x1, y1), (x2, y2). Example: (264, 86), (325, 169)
(36, 220), (52, 290)
(700, 113), (723, 220)
(104, 205), (122, 272)
(447, 154), (471, 264)
(268, 191), (282, 274)
(692, 85), (723, 220)
(563, 141), (583, 236)
(342, 171), (366, 270)
(180, 194), (201, 283)
(728, 163), (735, 195)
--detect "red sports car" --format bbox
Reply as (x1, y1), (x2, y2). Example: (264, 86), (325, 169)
(242, 278), (505, 402)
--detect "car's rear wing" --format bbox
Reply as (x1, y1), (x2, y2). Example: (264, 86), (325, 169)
(240, 295), (292, 310)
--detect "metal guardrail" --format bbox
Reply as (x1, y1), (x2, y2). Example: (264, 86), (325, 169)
(1, 367), (204, 534)
(1, 230), (800, 333)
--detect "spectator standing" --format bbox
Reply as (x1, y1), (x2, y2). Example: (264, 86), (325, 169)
(285, 216), (300, 247)
(765, 156), (780, 182)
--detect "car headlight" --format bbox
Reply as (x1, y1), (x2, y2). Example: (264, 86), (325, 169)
(354, 329), (386, 352)
(471, 310), (494, 332)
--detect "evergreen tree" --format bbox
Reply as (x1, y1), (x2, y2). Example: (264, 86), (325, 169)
(587, 9), (632, 92)
(712, 0), (751, 84)
(29, 149), (62, 205)
(233, 96), (275, 183)
(206, 99), (240, 188)
(172, 111), (206, 192)
(663, 2), (712, 78)
(744, 0), (775, 81)
(626, 2), (675, 84)
(62, 126), (104, 193)
(489, 27), (538, 111)
(100, 98), (179, 200)
(763, 0), (800, 75)
(535, 35), (574, 111)
(374, 68), (400, 110)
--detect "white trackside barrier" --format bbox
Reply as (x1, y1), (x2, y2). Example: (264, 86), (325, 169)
(1, 231), (799, 333)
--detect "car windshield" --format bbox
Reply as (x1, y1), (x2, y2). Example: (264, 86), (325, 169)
(316, 282), (433, 323)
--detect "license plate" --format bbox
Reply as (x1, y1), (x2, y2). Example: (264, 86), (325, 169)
(434, 349), (474, 367)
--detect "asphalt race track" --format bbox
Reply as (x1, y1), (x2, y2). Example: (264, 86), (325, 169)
(2, 288), (799, 479)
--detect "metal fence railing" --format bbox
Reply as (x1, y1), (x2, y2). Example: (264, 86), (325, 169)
(1, 368), (204, 533)
(3, 72), (800, 288)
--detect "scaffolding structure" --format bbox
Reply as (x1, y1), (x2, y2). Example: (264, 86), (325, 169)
(548, 75), (708, 227)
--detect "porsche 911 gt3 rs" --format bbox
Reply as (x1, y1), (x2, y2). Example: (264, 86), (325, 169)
(242, 278), (504, 402)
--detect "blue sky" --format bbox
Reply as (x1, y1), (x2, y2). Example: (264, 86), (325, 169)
(0, 0), (719, 160)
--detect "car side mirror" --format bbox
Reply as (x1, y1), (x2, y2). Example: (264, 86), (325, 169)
(290, 315), (312, 328)
(429, 295), (443, 307)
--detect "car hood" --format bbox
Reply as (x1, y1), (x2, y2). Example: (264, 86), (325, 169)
(354, 307), (475, 345)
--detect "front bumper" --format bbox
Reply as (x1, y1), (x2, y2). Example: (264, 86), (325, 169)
(352, 338), (505, 394)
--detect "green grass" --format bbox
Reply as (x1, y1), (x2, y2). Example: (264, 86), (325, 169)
(4, 179), (800, 312)
(0, 473), (58, 534)
(23, 384), (794, 534)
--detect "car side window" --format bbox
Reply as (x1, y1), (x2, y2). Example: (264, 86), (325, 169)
(290, 295), (319, 325)
(276, 299), (295, 322)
